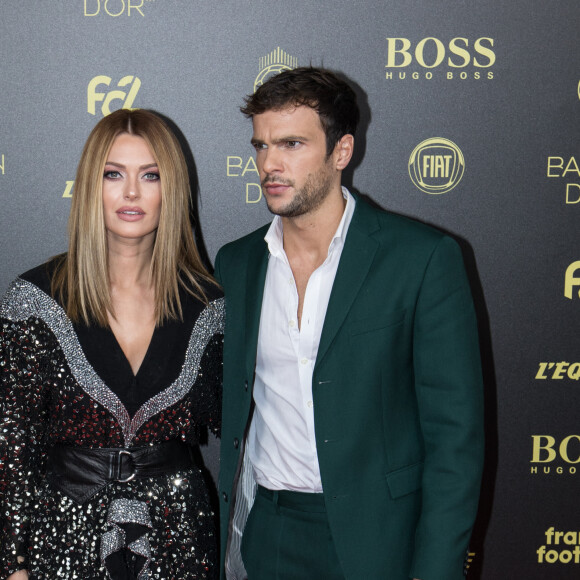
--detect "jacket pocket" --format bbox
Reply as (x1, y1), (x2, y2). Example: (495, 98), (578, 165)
(386, 461), (423, 499)
(349, 308), (406, 337)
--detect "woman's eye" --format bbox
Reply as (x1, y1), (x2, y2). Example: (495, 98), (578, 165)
(143, 172), (160, 181)
(104, 170), (121, 179)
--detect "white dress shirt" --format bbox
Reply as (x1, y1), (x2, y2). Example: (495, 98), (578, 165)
(247, 188), (356, 492)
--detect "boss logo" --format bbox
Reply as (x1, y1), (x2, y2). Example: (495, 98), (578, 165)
(386, 37), (495, 69)
(87, 75), (141, 116)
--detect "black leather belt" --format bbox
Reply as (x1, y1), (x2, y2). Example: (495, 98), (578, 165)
(47, 440), (195, 503)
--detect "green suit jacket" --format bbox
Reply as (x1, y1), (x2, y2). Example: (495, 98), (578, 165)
(215, 195), (484, 580)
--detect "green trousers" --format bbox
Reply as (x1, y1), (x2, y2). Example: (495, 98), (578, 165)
(241, 485), (346, 580)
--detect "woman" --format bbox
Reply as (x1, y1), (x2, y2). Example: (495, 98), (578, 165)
(0, 109), (224, 579)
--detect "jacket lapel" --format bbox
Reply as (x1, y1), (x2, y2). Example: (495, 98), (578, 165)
(315, 199), (380, 369)
(244, 238), (269, 378)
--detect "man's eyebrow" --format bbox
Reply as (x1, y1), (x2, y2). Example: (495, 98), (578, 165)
(251, 135), (308, 145)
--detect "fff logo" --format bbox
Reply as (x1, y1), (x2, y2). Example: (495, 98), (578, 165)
(84, 0), (150, 17)
(88, 75), (141, 117)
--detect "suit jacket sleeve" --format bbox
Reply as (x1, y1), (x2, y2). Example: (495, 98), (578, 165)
(409, 236), (484, 580)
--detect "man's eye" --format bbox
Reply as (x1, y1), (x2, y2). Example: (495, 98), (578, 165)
(252, 142), (266, 151)
(285, 141), (301, 148)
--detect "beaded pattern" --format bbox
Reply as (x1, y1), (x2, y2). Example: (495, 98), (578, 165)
(101, 498), (153, 578)
(0, 278), (224, 579)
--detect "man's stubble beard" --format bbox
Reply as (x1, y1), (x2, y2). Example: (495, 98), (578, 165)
(263, 161), (335, 219)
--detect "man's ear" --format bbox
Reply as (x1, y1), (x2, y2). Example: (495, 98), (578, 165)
(334, 134), (354, 171)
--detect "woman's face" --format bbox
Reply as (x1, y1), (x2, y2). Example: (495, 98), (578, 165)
(102, 133), (162, 247)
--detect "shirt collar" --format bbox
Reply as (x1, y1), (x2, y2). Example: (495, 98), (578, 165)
(264, 187), (356, 259)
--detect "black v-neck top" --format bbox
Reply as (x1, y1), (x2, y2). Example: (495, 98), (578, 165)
(21, 260), (222, 417)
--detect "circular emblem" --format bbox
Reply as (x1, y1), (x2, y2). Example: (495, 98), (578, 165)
(254, 64), (293, 92)
(408, 137), (465, 194)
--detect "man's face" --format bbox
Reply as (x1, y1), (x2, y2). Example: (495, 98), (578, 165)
(251, 106), (339, 218)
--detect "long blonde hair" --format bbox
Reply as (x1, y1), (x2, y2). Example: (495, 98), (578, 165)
(52, 108), (216, 326)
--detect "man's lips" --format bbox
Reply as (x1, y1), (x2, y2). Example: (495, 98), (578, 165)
(262, 183), (291, 195)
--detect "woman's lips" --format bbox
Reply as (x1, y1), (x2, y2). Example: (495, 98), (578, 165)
(116, 206), (145, 221)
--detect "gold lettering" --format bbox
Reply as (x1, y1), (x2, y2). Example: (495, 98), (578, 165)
(535, 362), (549, 379)
(566, 184), (580, 204)
(546, 156), (563, 177)
(104, 0), (126, 17)
(563, 156), (580, 177)
(564, 531), (578, 545)
(386, 38), (412, 68)
(84, 0), (100, 16)
(448, 37), (470, 68)
(242, 157), (259, 177)
(473, 38), (496, 67)
(120, 75), (141, 109)
(227, 157), (243, 177)
(564, 261), (580, 299)
(415, 37), (445, 69)
(87, 75), (111, 115)
(567, 363), (580, 381)
(560, 435), (580, 464)
(553, 362), (570, 380)
(246, 183), (262, 204)
(128, 0), (144, 17)
(62, 181), (74, 198)
(531, 435), (557, 463)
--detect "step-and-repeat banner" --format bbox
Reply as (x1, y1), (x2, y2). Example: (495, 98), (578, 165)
(1, 2), (579, 578)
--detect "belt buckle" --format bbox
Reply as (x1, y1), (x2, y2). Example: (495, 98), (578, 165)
(116, 449), (136, 482)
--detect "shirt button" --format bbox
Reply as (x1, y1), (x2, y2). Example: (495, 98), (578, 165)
(301, 358), (309, 365)
(244, 380), (248, 391)
(289, 320), (296, 328)
(222, 492), (228, 502)
(233, 438), (239, 449)
(307, 400), (313, 408)
(288, 278), (294, 285)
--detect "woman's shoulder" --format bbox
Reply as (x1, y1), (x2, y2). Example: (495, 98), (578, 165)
(1, 257), (65, 334)
(18, 256), (63, 295)
(178, 275), (224, 329)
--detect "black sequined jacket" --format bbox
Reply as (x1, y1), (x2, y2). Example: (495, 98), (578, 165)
(0, 262), (224, 580)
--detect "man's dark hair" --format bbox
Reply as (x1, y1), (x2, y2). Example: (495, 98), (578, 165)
(241, 66), (360, 157)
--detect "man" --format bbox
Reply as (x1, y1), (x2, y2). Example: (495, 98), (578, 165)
(215, 67), (484, 580)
